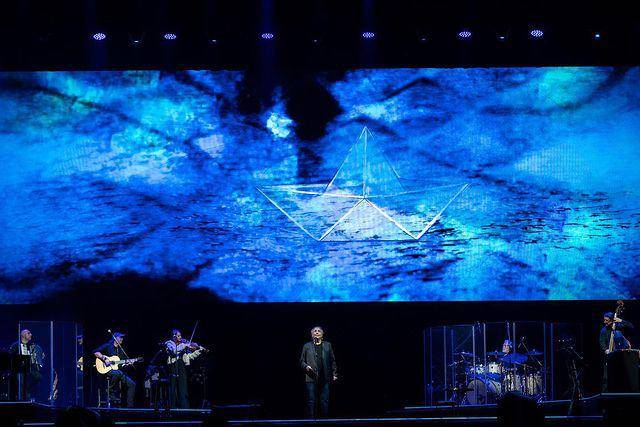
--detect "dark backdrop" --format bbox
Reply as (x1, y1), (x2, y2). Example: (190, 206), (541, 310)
(0, 282), (635, 416)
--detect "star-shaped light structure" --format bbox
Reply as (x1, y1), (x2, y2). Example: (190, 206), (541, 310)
(258, 127), (468, 241)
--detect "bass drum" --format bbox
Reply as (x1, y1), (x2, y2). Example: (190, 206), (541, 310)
(465, 378), (502, 405)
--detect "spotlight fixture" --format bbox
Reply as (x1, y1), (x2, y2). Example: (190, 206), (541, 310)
(530, 29), (544, 39)
(208, 38), (219, 45)
(593, 32), (601, 40)
(457, 30), (472, 39)
(163, 32), (177, 41)
(362, 31), (375, 39)
(92, 32), (106, 41)
(418, 35), (428, 43)
(128, 32), (145, 46)
(261, 32), (275, 40)
(497, 34), (508, 41)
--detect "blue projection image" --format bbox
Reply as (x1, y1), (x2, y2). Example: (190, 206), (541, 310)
(0, 67), (639, 302)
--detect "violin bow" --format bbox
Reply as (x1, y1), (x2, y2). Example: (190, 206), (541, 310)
(188, 320), (199, 344)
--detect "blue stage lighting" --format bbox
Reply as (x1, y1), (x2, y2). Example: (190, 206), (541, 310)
(261, 32), (275, 40)
(594, 32), (601, 40)
(457, 30), (472, 39)
(163, 33), (177, 41)
(92, 32), (106, 41)
(530, 29), (544, 39)
(362, 31), (375, 39)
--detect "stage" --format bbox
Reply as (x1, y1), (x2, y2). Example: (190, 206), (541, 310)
(3, 394), (640, 426)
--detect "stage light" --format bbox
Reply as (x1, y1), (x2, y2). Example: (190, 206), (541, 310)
(530, 29), (544, 39)
(419, 35), (428, 43)
(92, 32), (106, 41)
(208, 38), (219, 45)
(457, 30), (472, 39)
(362, 31), (375, 39)
(163, 32), (177, 41)
(128, 32), (145, 46)
(593, 32), (601, 40)
(261, 32), (274, 40)
(497, 34), (507, 41)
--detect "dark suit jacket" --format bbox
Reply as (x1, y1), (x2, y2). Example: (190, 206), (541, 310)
(300, 341), (337, 383)
(600, 320), (634, 351)
(8, 341), (45, 370)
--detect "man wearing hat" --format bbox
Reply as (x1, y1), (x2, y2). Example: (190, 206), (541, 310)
(93, 332), (136, 407)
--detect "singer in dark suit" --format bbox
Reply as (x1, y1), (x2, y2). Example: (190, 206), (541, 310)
(299, 326), (338, 418)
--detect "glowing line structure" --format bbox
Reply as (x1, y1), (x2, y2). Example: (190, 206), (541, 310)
(259, 127), (468, 241)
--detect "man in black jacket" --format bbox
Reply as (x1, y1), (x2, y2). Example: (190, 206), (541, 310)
(599, 311), (634, 353)
(299, 326), (337, 418)
(599, 311), (635, 391)
(8, 329), (44, 401)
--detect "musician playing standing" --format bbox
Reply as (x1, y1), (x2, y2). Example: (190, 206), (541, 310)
(8, 329), (44, 401)
(599, 311), (634, 354)
(165, 329), (204, 408)
(93, 332), (136, 407)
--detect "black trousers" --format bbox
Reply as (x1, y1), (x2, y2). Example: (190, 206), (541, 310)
(169, 360), (189, 409)
(305, 381), (330, 418)
(11, 371), (42, 401)
(107, 370), (136, 407)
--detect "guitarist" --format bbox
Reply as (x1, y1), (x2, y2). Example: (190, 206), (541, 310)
(93, 332), (136, 407)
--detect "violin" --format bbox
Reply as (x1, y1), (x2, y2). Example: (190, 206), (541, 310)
(180, 320), (211, 353)
(178, 339), (210, 352)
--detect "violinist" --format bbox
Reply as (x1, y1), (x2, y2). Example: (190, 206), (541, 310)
(165, 329), (205, 408)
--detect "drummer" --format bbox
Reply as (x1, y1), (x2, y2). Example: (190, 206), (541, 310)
(499, 340), (527, 367)
(501, 339), (514, 356)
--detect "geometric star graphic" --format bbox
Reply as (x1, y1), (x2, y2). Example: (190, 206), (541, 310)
(258, 127), (469, 241)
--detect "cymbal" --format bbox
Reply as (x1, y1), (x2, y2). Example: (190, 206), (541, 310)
(526, 350), (543, 356)
(500, 353), (527, 364)
(453, 351), (475, 358)
(486, 351), (502, 357)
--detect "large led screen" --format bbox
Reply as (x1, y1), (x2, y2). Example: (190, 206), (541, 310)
(1, 67), (639, 302)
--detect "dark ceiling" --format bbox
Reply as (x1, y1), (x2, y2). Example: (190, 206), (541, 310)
(0, 0), (638, 70)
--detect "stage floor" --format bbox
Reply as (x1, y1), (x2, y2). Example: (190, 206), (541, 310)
(4, 395), (640, 426)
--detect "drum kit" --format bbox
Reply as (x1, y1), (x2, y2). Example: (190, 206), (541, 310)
(448, 348), (545, 405)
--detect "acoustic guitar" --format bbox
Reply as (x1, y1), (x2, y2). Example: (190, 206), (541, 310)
(95, 356), (143, 374)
